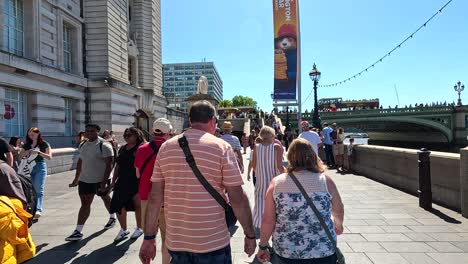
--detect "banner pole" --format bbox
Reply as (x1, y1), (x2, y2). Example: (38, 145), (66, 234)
(297, 0), (302, 132)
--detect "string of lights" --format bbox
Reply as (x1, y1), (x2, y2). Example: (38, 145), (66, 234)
(302, 0), (453, 105)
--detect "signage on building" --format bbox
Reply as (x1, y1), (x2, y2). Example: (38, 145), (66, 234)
(4, 104), (15, 120)
(273, 0), (299, 100)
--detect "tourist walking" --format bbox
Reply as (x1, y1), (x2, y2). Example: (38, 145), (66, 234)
(0, 137), (13, 167)
(66, 124), (116, 241)
(334, 127), (345, 171)
(251, 126), (284, 230)
(241, 132), (249, 154)
(298, 121), (323, 155)
(139, 101), (256, 264)
(256, 138), (344, 264)
(110, 127), (146, 242)
(19, 127), (52, 219)
(322, 123), (335, 167)
(221, 121), (244, 172)
(8, 136), (22, 170)
(134, 118), (172, 264)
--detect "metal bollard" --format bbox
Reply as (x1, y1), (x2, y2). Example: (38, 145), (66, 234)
(418, 148), (432, 210)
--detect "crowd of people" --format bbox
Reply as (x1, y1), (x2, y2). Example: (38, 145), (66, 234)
(0, 100), (348, 263)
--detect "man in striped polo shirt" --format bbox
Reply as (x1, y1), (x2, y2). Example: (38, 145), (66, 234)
(139, 101), (256, 264)
(220, 121), (244, 173)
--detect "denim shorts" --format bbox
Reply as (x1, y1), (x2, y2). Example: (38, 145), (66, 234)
(169, 245), (232, 264)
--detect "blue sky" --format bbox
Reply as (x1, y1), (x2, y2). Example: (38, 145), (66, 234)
(161, 0), (467, 111)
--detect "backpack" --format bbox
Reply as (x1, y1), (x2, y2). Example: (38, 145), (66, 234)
(79, 139), (117, 166)
(17, 173), (37, 227)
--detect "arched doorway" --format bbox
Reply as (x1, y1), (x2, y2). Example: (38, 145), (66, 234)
(134, 109), (150, 141)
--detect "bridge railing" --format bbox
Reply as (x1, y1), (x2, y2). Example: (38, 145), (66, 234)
(277, 106), (455, 120)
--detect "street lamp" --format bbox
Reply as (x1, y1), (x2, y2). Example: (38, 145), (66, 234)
(454, 81), (465, 106)
(309, 63), (321, 129)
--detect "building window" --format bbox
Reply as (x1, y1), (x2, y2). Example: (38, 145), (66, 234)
(63, 23), (72, 72)
(4, 88), (27, 137)
(2, 0), (24, 56)
(64, 98), (73, 137)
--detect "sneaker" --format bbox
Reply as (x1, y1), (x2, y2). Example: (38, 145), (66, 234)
(104, 217), (116, 229)
(65, 230), (83, 241)
(33, 211), (41, 220)
(130, 228), (143, 239)
(114, 229), (130, 241)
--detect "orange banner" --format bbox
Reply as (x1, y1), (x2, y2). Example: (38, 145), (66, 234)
(273, 0), (299, 100)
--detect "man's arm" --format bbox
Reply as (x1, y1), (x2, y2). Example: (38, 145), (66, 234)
(235, 149), (244, 171)
(225, 185), (256, 256)
(69, 158), (82, 187)
(257, 179), (276, 262)
(100, 156), (113, 190)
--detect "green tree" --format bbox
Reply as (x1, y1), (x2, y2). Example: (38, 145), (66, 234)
(231, 95), (257, 108)
(219, 100), (233, 107)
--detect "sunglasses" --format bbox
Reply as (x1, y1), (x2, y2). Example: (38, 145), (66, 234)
(123, 133), (135, 138)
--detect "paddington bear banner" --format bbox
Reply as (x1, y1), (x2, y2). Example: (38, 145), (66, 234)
(273, 0), (299, 100)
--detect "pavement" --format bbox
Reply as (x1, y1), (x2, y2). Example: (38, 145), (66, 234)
(28, 149), (468, 264)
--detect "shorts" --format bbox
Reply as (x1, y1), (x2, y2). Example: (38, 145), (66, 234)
(78, 180), (110, 196)
(141, 200), (166, 242)
(332, 144), (344, 156)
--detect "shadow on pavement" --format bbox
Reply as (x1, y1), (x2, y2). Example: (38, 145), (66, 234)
(27, 229), (107, 264)
(70, 238), (138, 264)
(430, 208), (462, 224)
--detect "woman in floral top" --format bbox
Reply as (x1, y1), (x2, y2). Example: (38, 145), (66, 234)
(257, 138), (344, 264)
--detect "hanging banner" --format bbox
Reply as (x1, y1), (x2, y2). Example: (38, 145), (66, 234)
(273, 0), (299, 100)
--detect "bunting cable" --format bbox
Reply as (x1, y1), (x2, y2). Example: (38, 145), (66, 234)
(302, 0), (453, 105)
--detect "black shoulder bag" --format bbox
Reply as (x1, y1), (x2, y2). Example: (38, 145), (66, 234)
(289, 172), (345, 264)
(140, 141), (160, 176)
(178, 136), (237, 228)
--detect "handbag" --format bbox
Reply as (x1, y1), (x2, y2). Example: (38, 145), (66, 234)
(178, 136), (237, 228)
(289, 172), (345, 264)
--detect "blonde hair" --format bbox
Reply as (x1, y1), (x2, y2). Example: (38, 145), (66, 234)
(258, 126), (275, 143)
(287, 138), (325, 173)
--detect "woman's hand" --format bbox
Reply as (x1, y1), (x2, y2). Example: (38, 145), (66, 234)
(334, 222), (344, 235)
(247, 174), (251, 181)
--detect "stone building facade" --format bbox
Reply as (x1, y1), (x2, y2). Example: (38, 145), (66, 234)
(0, 0), (185, 147)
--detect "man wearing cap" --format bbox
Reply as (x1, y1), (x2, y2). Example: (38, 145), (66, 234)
(298, 121), (323, 155)
(135, 118), (172, 264)
(220, 121), (244, 172)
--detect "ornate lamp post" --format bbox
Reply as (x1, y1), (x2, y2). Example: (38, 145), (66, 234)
(309, 63), (321, 129)
(454, 81), (465, 106)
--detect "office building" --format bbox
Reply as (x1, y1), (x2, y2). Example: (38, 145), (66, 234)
(163, 62), (223, 111)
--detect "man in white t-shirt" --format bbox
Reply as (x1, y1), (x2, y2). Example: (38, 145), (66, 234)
(298, 121), (323, 155)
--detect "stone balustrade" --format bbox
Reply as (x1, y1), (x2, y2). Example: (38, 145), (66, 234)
(46, 148), (79, 175)
(349, 145), (468, 216)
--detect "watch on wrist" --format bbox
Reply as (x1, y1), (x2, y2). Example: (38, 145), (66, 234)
(259, 244), (269, 251)
(144, 234), (156, 240)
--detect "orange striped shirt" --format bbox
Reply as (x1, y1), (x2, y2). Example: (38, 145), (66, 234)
(151, 128), (243, 253)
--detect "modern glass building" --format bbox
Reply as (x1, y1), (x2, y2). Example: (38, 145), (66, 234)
(163, 62), (223, 111)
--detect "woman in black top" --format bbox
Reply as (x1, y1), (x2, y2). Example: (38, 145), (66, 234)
(8, 136), (22, 171)
(110, 127), (146, 241)
(19, 127), (52, 219)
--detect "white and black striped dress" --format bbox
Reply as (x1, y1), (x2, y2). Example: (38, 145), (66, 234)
(253, 143), (280, 228)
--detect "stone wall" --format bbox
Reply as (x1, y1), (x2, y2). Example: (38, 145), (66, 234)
(350, 145), (462, 212)
(46, 148), (79, 175)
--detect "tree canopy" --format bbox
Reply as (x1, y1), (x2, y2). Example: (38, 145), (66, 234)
(219, 95), (257, 108)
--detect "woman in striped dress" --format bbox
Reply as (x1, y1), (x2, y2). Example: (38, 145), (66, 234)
(251, 126), (285, 229)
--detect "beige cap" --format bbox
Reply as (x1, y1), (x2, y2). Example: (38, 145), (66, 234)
(153, 118), (172, 134)
(222, 121), (234, 131)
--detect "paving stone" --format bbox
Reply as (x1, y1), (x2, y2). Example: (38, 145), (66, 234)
(363, 233), (412, 242)
(379, 242), (436, 253)
(426, 242), (464, 252)
(400, 253), (439, 264)
(426, 233), (468, 242)
(380, 225), (414, 233)
(405, 233), (437, 242)
(382, 213), (414, 219)
(385, 219), (422, 226)
(409, 226), (459, 233)
(337, 241), (353, 253)
(348, 242), (387, 253)
(427, 253), (468, 263)
(366, 253), (411, 264)
(342, 253), (373, 264)
(450, 242), (468, 252)
(345, 220), (368, 226)
(339, 234), (368, 242)
(347, 226), (386, 234)
(365, 219), (388, 226)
